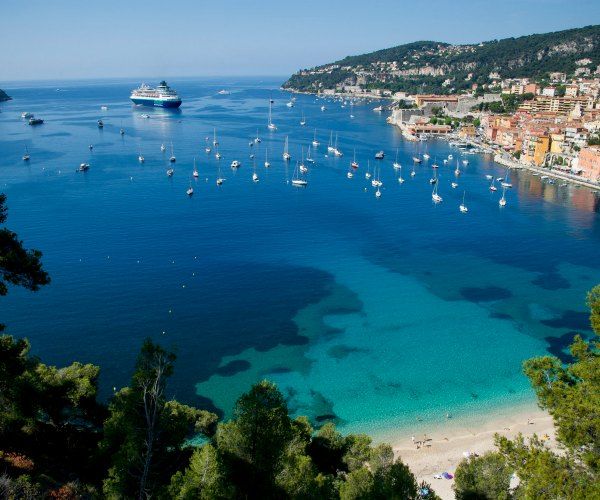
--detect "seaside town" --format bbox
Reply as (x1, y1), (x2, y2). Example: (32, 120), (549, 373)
(297, 63), (600, 189)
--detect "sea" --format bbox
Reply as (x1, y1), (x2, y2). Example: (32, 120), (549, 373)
(1, 77), (598, 440)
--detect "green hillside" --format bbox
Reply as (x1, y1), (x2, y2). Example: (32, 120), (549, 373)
(283, 25), (600, 95)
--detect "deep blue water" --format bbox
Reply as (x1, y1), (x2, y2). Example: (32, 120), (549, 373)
(1, 77), (599, 437)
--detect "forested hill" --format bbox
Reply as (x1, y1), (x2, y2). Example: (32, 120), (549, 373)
(0, 88), (11, 101)
(283, 25), (600, 95)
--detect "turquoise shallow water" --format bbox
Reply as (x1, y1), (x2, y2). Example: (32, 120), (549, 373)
(0, 77), (598, 437)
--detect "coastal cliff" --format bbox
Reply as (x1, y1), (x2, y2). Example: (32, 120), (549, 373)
(0, 88), (11, 101)
(283, 25), (600, 94)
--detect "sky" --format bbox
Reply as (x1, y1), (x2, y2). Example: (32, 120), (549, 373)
(1, 0), (599, 81)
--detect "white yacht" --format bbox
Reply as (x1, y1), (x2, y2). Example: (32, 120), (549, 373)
(22, 147), (30, 161)
(432, 182), (442, 203)
(230, 160), (241, 169)
(268, 99), (277, 131)
(393, 148), (401, 170)
(291, 161), (308, 187)
(283, 136), (291, 161)
(169, 142), (176, 163)
(186, 184), (194, 196)
(459, 191), (468, 213)
(138, 153), (145, 163)
(166, 168), (174, 177)
(193, 158), (199, 177)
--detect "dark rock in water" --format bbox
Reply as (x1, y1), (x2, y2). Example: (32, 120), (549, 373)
(490, 312), (513, 320)
(315, 414), (337, 422)
(0, 89), (11, 102)
(460, 286), (512, 303)
(531, 271), (571, 291)
(541, 310), (591, 332)
(543, 331), (587, 363)
(215, 359), (251, 377)
(194, 395), (224, 419)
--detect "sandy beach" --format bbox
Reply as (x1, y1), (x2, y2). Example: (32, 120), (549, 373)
(392, 407), (556, 500)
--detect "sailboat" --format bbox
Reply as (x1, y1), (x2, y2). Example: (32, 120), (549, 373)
(306, 145), (315, 163)
(169, 142), (176, 163)
(454, 159), (461, 176)
(161, 143), (166, 152)
(349, 102), (354, 119)
(459, 191), (468, 212)
(193, 158), (199, 178)
(432, 181), (442, 203)
(264, 148), (271, 168)
(432, 157), (439, 169)
(213, 128), (219, 146)
(291, 161), (308, 187)
(120, 122), (125, 135)
(166, 168), (174, 177)
(22, 147), (30, 161)
(283, 136), (291, 161)
(216, 161), (225, 185)
(501, 170), (512, 188)
(299, 148), (308, 173)
(205, 137), (211, 153)
(410, 162), (416, 177)
(186, 182), (194, 196)
(347, 170), (353, 179)
(397, 164), (405, 183)
(215, 144), (222, 160)
(371, 166), (382, 187)
(351, 148), (359, 169)
(489, 178), (497, 191)
(451, 182), (458, 188)
(333, 134), (343, 157)
(252, 159), (259, 182)
(423, 152), (430, 160)
(393, 148), (401, 170)
(365, 160), (372, 179)
(138, 151), (145, 163)
(300, 110), (306, 126)
(499, 186), (507, 206)
(327, 132), (335, 153)
(312, 129), (320, 147)
(268, 99), (277, 131)
(254, 129), (261, 143)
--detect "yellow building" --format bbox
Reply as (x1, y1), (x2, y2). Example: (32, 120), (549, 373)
(522, 134), (551, 166)
(458, 124), (476, 138)
(550, 133), (565, 154)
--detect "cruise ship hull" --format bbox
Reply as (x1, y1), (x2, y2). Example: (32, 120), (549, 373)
(131, 97), (182, 108)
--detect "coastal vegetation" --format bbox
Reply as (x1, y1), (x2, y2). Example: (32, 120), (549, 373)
(283, 25), (600, 95)
(453, 286), (600, 499)
(1, 189), (600, 498)
(0, 89), (10, 102)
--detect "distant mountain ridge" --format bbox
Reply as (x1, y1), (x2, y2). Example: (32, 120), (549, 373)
(0, 88), (11, 101)
(283, 25), (600, 95)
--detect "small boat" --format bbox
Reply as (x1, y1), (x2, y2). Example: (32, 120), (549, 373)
(373, 105), (383, 112)
(393, 148), (401, 169)
(169, 142), (176, 163)
(371, 166), (382, 187)
(97, 119), (104, 128)
(375, 188), (382, 198)
(89, 144), (93, 150)
(432, 182), (442, 203)
(454, 160), (461, 176)
(332, 133), (343, 157)
(215, 149), (222, 160)
(423, 153), (430, 160)
(496, 177), (503, 182)
(351, 148), (359, 169)
(286, 101), (294, 108)
(306, 145), (315, 163)
(186, 183), (194, 196)
(300, 111), (306, 126)
(264, 148), (271, 168)
(320, 105), (326, 112)
(193, 158), (199, 177)
(347, 171), (353, 179)
(499, 186), (507, 206)
(230, 160), (241, 169)
(217, 89), (230, 95)
(412, 156), (422, 164)
(216, 177), (224, 185)
(312, 129), (320, 147)
(429, 176), (437, 184)
(327, 131), (335, 153)
(375, 150), (385, 160)
(365, 160), (372, 179)
(459, 191), (468, 213)
(22, 147), (30, 161)
(432, 158), (439, 168)
(501, 170), (512, 188)
(451, 182), (458, 188)
(252, 159), (259, 182)
(462, 159), (469, 165)
(410, 165), (416, 177)
(28, 117), (43, 125)
(291, 161), (308, 187)
(485, 174), (493, 180)
(489, 178), (497, 191)
(100, 105), (108, 111)
(140, 113), (150, 119)
(167, 168), (174, 177)
(283, 136), (291, 161)
(443, 159), (448, 164)
(268, 99), (277, 131)
(138, 153), (145, 163)
(212, 128), (219, 146)
(161, 143), (166, 152)
(254, 129), (261, 143)
(21, 112), (33, 119)
(78, 163), (90, 172)
(448, 154), (453, 160)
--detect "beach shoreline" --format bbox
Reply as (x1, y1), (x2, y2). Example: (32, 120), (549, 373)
(388, 404), (556, 500)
